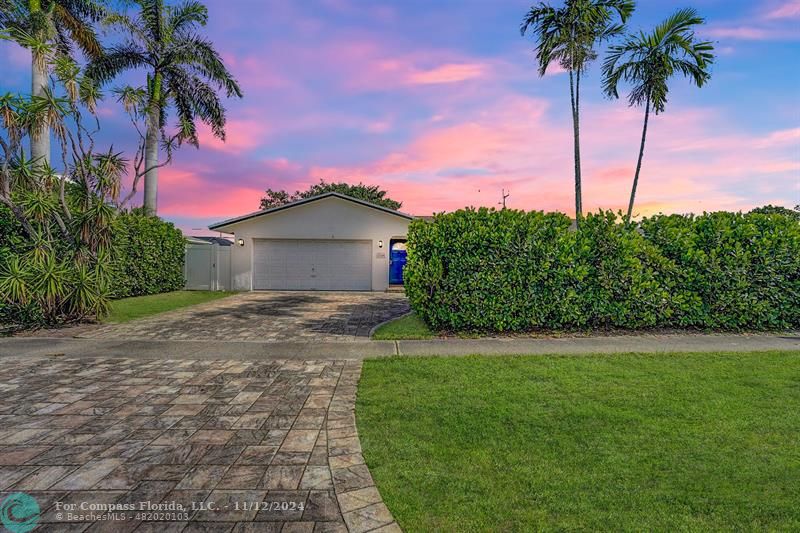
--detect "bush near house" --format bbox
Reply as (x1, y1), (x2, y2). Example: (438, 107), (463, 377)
(405, 208), (800, 332)
(110, 210), (186, 299)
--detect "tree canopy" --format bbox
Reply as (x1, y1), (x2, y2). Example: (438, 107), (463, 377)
(260, 180), (403, 211)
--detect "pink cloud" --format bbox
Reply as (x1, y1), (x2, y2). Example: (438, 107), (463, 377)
(706, 1), (800, 41)
(705, 26), (773, 40)
(766, 0), (800, 19)
(304, 95), (799, 217)
(196, 118), (269, 154)
(406, 63), (488, 85)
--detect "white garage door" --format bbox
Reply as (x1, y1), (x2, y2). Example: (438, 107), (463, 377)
(253, 239), (372, 291)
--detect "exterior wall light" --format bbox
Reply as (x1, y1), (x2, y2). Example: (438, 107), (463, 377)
(378, 240), (384, 248)
(237, 238), (245, 246)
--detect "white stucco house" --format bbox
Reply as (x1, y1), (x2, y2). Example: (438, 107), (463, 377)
(206, 192), (414, 292)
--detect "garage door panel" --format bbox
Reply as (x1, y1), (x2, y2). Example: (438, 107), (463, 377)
(253, 239), (371, 291)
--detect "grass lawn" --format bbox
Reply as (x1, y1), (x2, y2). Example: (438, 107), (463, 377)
(357, 352), (800, 531)
(372, 312), (435, 340)
(105, 290), (237, 323)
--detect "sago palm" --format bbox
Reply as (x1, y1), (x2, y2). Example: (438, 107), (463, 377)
(0, 0), (104, 166)
(521, 0), (634, 224)
(602, 8), (714, 222)
(87, 0), (242, 215)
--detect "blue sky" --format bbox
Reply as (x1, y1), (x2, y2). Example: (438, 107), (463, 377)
(1, 0), (798, 233)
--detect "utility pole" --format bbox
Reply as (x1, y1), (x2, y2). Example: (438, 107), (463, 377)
(499, 189), (510, 209)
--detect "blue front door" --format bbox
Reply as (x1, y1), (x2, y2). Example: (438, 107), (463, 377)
(389, 241), (407, 284)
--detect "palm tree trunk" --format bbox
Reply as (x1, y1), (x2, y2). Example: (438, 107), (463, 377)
(626, 96), (651, 223)
(144, 74), (162, 216)
(574, 69), (583, 223)
(29, 0), (50, 168)
(569, 69), (583, 226)
(144, 107), (159, 215)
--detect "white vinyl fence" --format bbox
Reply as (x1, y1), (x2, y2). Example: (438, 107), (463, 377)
(185, 242), (231, 291)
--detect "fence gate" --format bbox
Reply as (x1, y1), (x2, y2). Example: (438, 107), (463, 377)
(185, 244), (214, 290)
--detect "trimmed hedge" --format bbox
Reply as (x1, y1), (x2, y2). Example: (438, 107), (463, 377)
(110, 211), (186, 298)
(405, 209), (800, 332)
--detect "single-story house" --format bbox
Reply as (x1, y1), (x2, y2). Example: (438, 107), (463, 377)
(207, 192), (414, 292)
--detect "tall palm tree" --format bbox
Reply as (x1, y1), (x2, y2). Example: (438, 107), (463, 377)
(602, 8), (714, 222)
(521, 0), (634, 224)
(87, 0), (242, 215)
(0, 0), (104, 167)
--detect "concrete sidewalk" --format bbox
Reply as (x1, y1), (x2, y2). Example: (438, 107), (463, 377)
(1, 333), (798, 360)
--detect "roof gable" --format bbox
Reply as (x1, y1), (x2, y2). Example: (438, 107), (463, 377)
(208, 192), (414, 231)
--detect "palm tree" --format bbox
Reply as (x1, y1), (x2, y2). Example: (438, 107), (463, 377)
(602, 8), (714, 222)
(87, 0), (242, 215)
(0, 0), (104, 167)
(521, 0), (634, 224)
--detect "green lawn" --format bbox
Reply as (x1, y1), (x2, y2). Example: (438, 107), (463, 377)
(372, 312), (435, 340)
(357, 352), (800, 531)
(105, 290), (237, 323)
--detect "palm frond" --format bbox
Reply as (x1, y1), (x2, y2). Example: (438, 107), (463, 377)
(86, 43), (149, 84)
(167, 0), (207, 34)
(52, 2), (102, 58)
(170, 33), (242, 97)
(138, 0), (163, 42)
(601, 7), (714, 113)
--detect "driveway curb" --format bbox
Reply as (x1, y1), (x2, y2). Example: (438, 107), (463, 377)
(0, 337), (397, 360)
(395, 334), (800, 356)
(1, 333), (798, 361)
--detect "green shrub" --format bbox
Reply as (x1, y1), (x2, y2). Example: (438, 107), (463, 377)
(640, 212), (800, 330)
(405, 208), (574, 331)
(570, 212), (674, 328)
(405, 208), (800, 332)
(111, 210), (186, 298)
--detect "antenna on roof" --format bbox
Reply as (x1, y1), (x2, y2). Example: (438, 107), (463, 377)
(499, 189), (510, 209)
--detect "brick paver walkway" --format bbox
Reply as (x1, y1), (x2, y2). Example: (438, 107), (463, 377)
(0, 355), (399, 532)
(80, 292), (410, 342)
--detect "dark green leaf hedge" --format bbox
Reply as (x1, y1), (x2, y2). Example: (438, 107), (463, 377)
(405, 209), (800, 332)
(109, 211), (186, 298)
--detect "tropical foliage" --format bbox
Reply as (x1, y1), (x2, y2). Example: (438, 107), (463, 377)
(405, 208), (800, 332)
(602, 8), (714, 221)
(87, 0), (242, 215)
(750, 204), (800, 221)
(0, 0), (105, 166)
(260, 180), (403, 210)
(0, 61), (120, 330)
(521, 0), (634, 224)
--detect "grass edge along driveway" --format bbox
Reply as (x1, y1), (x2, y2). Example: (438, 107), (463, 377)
(372, 312), (434, 340)
(357, 351), (800, 532)
(106, 290), (238, 323)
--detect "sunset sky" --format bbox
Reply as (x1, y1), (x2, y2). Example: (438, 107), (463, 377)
(1, 0), (799, 234)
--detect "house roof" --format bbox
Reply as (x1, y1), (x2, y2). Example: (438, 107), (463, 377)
(186, 236), (234, 246)
(208, 191), (416, 231)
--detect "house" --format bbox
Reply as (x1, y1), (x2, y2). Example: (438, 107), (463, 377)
(207, 192), (414, 291)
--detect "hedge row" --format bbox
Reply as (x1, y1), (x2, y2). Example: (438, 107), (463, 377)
(404, 209), (800, 332)
(110, 211), (186, 298)
(1, 205), (185, 303)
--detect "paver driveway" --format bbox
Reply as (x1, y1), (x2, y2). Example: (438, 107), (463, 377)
(82, 292), (410, 342)
(0, 355), (399, 532)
